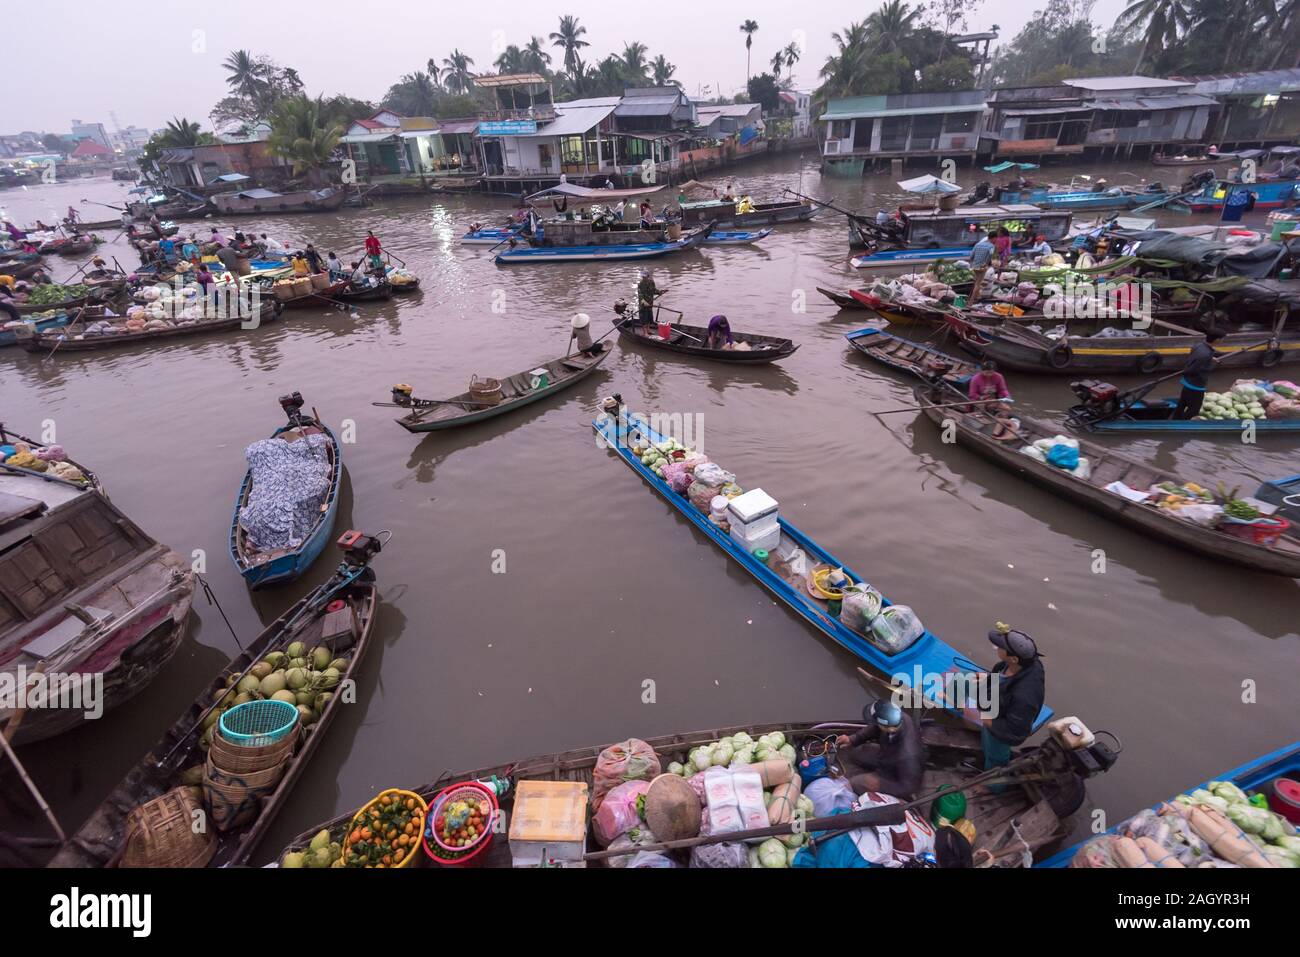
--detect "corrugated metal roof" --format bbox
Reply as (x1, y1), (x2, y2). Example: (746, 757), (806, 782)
(437, 120), (478, 135)
(821, 102), (986, 120)
(339, 132), (400, 144)
(1089, 94), (1217, 111)
(697, 103), (760, 118)
(1181, 69), (1300, 96)
(1001, 106), (1093, 117)
(515, 102), (617, 137)
(1063, 75), (1191, 92)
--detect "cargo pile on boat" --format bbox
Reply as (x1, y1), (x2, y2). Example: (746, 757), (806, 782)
(1069, 780), (1300, 868)
(1197, 379), (1300, 422)
(0, 439), (88, 483)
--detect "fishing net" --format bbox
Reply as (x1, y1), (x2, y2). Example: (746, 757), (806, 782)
(239, 434), (332, 552)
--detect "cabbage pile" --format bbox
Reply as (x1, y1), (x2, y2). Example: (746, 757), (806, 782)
(631, 436), (685, 480)
(1175, 780), (1299, 867)
(1198, 384), (1268, 421)
(668, 731), (798, 775)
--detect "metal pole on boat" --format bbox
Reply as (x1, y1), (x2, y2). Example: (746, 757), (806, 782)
(1, 705), (66, 844)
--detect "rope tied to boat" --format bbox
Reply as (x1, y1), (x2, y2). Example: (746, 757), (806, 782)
(197, 574), (243, 652)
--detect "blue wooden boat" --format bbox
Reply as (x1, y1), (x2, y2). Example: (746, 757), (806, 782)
(1187, 178), (1300, 213)
(1067, 380), (1300, 434)
(703, 228), (773, 245)
(1037, 740), (1300, 867)
(993, 186), (1175, 212)
(0, 312), (74, 347)
(460, 224), (523, 245)
(496, 224), (712, 264)
(845, 326), (978, 388)
(1255, 474), (1300, 525)
(593, 404), (1053, 731)
(851, 245), (981, 269)
(229, 393), (342, 589)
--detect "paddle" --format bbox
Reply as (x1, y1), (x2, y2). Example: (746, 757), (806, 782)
(875, 396), (1011, 415)
(371, 396), (501, 410)
(43, 306), (87, 361)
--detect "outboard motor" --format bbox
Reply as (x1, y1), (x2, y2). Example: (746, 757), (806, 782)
(391, 383), (414, 407)
(278, 391), (307, 426)
(336, 529), (384, 567)
(1067, 379), (1120, 426)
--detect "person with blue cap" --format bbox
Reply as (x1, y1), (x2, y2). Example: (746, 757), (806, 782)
(982, 623), (1046, 779)
(834, 698), (925, 800)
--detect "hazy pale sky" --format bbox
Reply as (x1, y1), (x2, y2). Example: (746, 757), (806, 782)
(5, 0), (1132, 134)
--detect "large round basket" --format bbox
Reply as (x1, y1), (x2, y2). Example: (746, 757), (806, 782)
(422, 781), (499, 866)
(340, 788), (428, 868)
(120, 787), (215, 868)
(468, 375), (503, 406)
(210, 723), (299, 775)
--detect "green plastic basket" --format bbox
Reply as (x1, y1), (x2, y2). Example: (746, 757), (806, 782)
(219, 699), (298, 746)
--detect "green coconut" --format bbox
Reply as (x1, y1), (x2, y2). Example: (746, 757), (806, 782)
(200, 725), (215, 748)
(296, 705), (318, 727)
(328, 658), (349, 672)
(259, 672), (287, 696)
(201, 707), (224, 731)
(318, 667), (340, 689)
(236, 674), (261, 695)
(233, 692), (252, 706)
(281, 851), (306, 868)
(308, 647), (329, 670)
(271, 690), (297, 704)
(264, 651), (288, 669)
(284, 667), (308, 690)
(286, 641), (306, 659)
(316, 692), (334, 711)
(211, 686), (233, 706)
(250, 661), (273, 680)
(288, 657), (307, 670)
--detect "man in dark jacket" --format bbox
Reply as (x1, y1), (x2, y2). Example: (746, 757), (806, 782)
(834, 699), (925, 800)
(982, 626), (1046, 786)
(1174, 329), (1223, 419)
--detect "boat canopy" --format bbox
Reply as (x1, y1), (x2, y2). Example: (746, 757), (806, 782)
(897, 174), (962, 195)
(984, 161), (1040, 173)
(1112, 230), (1289, 279)
(525, 182), (665, 201)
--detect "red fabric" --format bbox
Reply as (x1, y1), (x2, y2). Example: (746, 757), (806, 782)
(364, 236), (382, 256)
(968, 371), (1010, 401)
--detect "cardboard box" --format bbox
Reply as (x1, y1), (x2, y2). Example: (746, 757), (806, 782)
(508, 780), (588, 865)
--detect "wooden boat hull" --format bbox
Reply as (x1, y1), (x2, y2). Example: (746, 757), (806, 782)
(495, 225), (710, 264)
(1151, 155), (1223, 167)
(614, 318), (798, 364)
(211, 187), (348, 215)
(279, 718), (1100, 868)
(230, 419), (343, 589)
(914, 384), (1300, 577)
(845, 327), (978, 385)
(276, 281), (350, 309)
(1074, 397), (1300, 433)
(395, 346), (610, 432)
(0, 261), (46, 280)
(14, 295), (89, 316)
(595, 411), (1053, 728)
(1187, 178), (1300, 212)
(0, 313), (74, 346)
(460, 227), (521, 245)
(15, 301), (283, 353)
(952, 320), (1300, 374)
(703, 228), (773, 245)
(336, 280), (392, 302)
(817, 287), (873, 310)
(852, 245), (982, 270)
(1038, 739), (1300, 867)
(49, 571), (379, 868)
(681, 201), (816, 230)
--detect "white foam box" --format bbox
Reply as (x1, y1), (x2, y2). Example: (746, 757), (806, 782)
(508, 779), (588, 865)
(727, 488), (779, 525)
(729, 521), (781, 554)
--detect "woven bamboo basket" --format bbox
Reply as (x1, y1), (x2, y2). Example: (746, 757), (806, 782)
(209, 723), (299, 774)
(204, 751), (288, 790)
(203, 774), (278, 832)
(469, 375), (503, 406)
(120, 787), (216, 868)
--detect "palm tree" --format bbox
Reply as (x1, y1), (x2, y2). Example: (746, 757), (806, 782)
(1117, 0), (1193, 73)
(1271, 0), (1300, 68)
(549, 15), (590, 79)
(495, 45), (526, 74)
(442, 49), (476, 94)
(770, 50), (786, 77)
(222, 49), (267, 97)
(426, 59), (443, 88)
(868, 0), (921, 55)
(266, 95), (343, 187)
(740, 20), (760, 79)
(651, 54), (678, 87)
(158, 117), (214, 148)
(782, 42), (801, 82)
(523, 36), (552, 73)
(819, 20), (871, 98)
(620, 42), (650, 85)
(771, 42), (801, 82)
(385, 72), (439, 116)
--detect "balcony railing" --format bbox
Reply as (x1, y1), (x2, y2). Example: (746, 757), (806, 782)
(477, 105), (558, 123)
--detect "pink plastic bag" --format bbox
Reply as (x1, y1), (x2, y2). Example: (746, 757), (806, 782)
(591, 738), (660, 811)
(593, 780), (650, 846)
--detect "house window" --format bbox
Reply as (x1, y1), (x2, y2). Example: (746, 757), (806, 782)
(830, 120), (852, 140)
(560, 135), (585, 166)
(943, 112), (977, 134)
(623, 138), (652, 164)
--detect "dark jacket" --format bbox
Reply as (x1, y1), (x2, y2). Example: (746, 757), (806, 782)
(848, 712), (924, 798)
(1181, 341), (1217, 389)
(989, 658), (1045, 746)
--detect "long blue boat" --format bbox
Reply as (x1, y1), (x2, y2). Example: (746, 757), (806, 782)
(460, 224), (524, 245)
(0, 312), (74, 347)
(497, 224), (712, 265)
(1187, 177), (1300, 212)
(703, 228), (773, 245)
(850, 245), (983, 269)
(229, 393), (342, 589)
(1074, 402), (1300, 433)
(1037, 740), (1300, 867)
(594, 406), (1053, 731)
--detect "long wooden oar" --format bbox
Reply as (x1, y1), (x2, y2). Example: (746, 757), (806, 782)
(0, 725), (65, 843)
(875, 397), (1011, 415)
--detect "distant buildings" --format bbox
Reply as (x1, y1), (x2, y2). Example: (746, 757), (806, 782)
(113, 125), (152, 152)
(821, 91), (987, 174)
(70, 119), (112, 150)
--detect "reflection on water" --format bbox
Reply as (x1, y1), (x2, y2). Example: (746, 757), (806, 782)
(1, 157), (1296, 863)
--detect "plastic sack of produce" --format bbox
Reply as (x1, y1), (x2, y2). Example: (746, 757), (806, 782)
(1267, 399), (1300, 419)
(689, 810), (749, 868)
(590, 738), (661, 811)
(32, 445), (66, 462)
(687, 479), (722, 513)
(603, 824), (660, 866)
(662, 460), (693, 494)
(593, 780), (651, 846)
(1172, 503), (1223, 527)
(839, 583), (883, 636)
(693, 462), (735, 487)
(628, 850), (679, 868)
(868, 605), (925, 654)
(237, 433), (332, 552)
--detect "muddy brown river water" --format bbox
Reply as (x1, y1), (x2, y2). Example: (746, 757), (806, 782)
(1, 153), (1297, 864)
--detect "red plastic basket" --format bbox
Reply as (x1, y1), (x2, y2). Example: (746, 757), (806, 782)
(421, 781), (499, 866)
(1221, 515), (1290, 546)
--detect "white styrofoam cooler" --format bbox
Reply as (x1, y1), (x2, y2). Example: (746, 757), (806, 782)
(727, 488), (779, 525)
(730, 521), (781, 554)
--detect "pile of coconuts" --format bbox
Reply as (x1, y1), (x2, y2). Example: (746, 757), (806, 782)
(199, 640), (351, 749)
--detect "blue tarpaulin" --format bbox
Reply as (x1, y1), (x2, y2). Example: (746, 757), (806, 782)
(738, 126), (759, 146)
(984, 162), (1040, 173)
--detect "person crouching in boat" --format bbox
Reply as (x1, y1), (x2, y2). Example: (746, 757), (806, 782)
(834, 699), (924, 801)
(967, 360), (1011, 413)
(635, 270), (661, 333)
(1174, 328), (1224, 419)
(290, 251), (310, 277)
(981, 624), (1045, 791)
(706, 314), (733, 350)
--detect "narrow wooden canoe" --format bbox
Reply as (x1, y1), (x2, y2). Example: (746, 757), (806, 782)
(1038, 738), (1300, 867)
(49, 558), (381, 868)
(614, 316), (798, 364)
(703, 228), (773, 245)
(335, 279), (392, 302)
(15, 295), (90, 316)
(594, 409), (1053, 729)
(914, 381), (1300, 577)
(388, 344), (611, 433)
(817, 287), (873, 310)
(1067, 396), (1300, 433)
(0, 312), (74, 346)
(229, 401), (343, 589)
(845, 327), (978, 387)
(278, 717), (1112, 867)
(0, 424), (105, 495)
(276, 280), (350, 309)
(14, 300), (283, 353)
(496, 224), (713, 264)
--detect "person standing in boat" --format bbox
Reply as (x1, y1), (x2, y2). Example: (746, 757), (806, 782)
(364, 230), (384, 270)
(326, 250), (344, 279)
(705, 314), (733, 349)
(968, 231), (996, 302)
(993, 227), (1013, 268)
(638, 201), (654, 228)
(304, 244), (325, 275)
(981, 624), (1045, 788)
(833, 699), (925, 801)
(636, 270), (661, 332)
(1174, 329), (1224, 419)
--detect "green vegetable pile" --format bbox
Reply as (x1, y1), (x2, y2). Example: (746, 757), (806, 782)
(1176, 781), (1300, 867)
(1218, 483), (1260, 521)
(26, 283), (88, 305)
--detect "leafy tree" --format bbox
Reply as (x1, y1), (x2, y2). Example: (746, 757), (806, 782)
(442, 50), (476, 94)
(619, 42), (650, 85)
(746, 73), (782, 112)
(320, 95), (377, 128)
(266, 95), (343, 186)
(652, 54), (679, 87)
(550, 15), (591, 79)
(523, 36), (553, 73)
(1118, 0), (1194, 73)
(383, 73), (440, 116)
